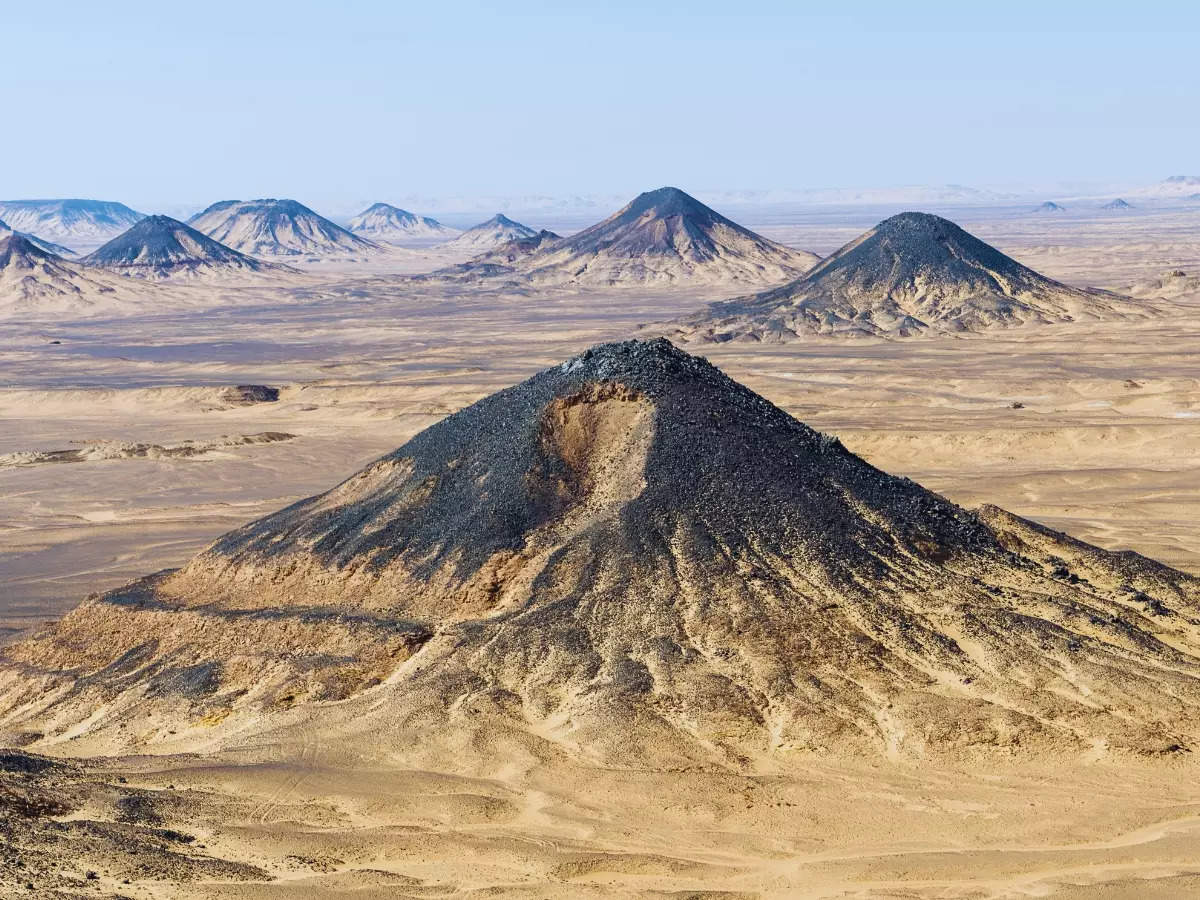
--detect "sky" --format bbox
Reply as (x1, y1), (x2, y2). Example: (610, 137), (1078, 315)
(6, 0), (1200, 216)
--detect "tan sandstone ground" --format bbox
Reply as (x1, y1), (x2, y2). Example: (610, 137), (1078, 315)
(1, 203), (1199, 897)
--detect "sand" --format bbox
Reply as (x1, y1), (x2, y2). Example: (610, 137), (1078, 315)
(9, 749), (1200, 898)
(2, 201), (1200, 897)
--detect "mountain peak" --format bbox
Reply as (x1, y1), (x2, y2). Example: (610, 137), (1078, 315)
(0, 232), (78, 267)
(188, 199), (378, 256)
(443, 187), (820, 286)
(1, 232), (122, 309)
(603, 186), (727, 230)
(0, 232), (51, 266)
(83, 215), (276, 278)
(556, 336), (716, 384)
(0, 198), (144, 242)
(445, 213), (538, 251)
(621, 186), (706, 216)
(347, 203), (454, 242)
(6, 339), (1200, 762)
(874, 210), (953, 230)
(662, 211), (1145, 340)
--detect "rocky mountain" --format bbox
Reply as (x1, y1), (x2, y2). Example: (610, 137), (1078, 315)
(0, 218), (76, 256)
(521, 187), (820, 286)
(188, 199), (379, 257)
(82, 215), (283, 279)
(347, 203), (458, 242)
(3, 339), (1199, 764)
(661, 212), (1146, 341)
(1033, 201), (1066, 213)
(0, 233), (121, 313)
(422, 229), (563, 281)
(1102, 198), (1133, 210)
(477, 228), (562, 262)
(0, 199), (144, 243)
(433, 188), (820, 287)
(443, 213), (537, 251)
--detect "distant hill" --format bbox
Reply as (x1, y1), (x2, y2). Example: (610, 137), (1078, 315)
(423, 230), (564, 281)
(83, 215), (284, 279)
(444, 213), (538, 252)
(1033, 201), (1066, 213)
(1102, 198), (1133, 210)
(188, 199), (379, 257)
(660, 211), (1146, 341)
(0, 218), (76, 256)
(0, 199), (144, 243)
(0, 233), (125, 313)
(474, 229), (562, 264)
(347, 203), (458, 242)
(433, 187), (820, 287)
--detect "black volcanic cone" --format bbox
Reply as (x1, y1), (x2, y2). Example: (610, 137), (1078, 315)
(433, 187), (819, 286)
(83, 215), (271, 275)
(3, 339), (1199, 763)
(543, 186), (809, 263)
(668, 211), (1139, 339)
(0, 233), (61, 268)
(201, 337), (994, 584)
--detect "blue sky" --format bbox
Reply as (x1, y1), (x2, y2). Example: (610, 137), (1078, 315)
(7, 0), (1199, 213)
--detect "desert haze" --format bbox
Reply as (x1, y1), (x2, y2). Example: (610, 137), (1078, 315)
(2, 180), (1200, 900)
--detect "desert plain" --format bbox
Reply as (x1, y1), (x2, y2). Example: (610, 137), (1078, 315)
(3, 198), (1200, 898)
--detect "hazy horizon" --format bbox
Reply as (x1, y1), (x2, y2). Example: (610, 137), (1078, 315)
(7, 0), (1200, 215)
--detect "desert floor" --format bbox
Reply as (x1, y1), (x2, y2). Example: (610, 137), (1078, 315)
(2, 203), (1199, 897)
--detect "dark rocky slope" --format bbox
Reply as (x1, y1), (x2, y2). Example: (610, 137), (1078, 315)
(83, 215), (282, 278)
(432, 188), (820, 287)
(3, 340), (1198, 764)
(663, 211), (1147, 340)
